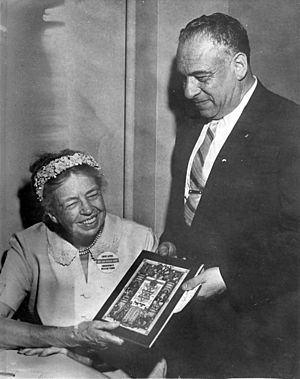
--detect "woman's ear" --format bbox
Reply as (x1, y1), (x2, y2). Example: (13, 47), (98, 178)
(47, 212), (58, 224)
(232, 52), (248, 81)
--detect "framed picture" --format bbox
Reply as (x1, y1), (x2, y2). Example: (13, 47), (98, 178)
(95, 250), (202, 348)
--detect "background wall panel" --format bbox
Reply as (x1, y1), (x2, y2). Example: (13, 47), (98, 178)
(0, 0), (7, 255)
(229, 0), (300, 104)
(0, 0), (126, 253)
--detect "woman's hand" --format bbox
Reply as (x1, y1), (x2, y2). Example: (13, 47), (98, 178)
(19, 321), (123, 358)
(156, 242), (177, 257)
(72, 320), (123, 349)
(18, 346), (68, 357)
(18, 346), (94, 367)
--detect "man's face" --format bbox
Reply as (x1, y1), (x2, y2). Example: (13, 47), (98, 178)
(176, 35), (240, 119)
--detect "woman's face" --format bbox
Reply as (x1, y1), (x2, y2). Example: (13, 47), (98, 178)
(49, 172), (106, 247)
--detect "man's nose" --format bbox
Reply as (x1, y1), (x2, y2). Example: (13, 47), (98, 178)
(184, 77), (201, 99)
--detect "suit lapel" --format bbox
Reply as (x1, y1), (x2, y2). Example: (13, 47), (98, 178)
(217, 81), (269, 158)
(193, 82), (271, 214)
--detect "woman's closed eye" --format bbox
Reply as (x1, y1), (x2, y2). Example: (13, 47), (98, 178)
(64, 200), (80, 210)
(87, 190), (101, 200)
(62, 190), (101, 210)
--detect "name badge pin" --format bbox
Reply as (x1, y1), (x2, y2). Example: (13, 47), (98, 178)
(94, 252), (119, 273)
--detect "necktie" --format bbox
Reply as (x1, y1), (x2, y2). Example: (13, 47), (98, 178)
(184, 120), (219, 226)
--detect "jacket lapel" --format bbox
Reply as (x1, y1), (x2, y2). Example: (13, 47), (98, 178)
(193, 81), (271, 214)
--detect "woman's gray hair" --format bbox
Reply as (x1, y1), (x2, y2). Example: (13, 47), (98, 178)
(30, 149), (106, 223)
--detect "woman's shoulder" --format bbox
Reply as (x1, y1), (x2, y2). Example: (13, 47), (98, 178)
(15, 222), (47, 238)
(12, 222), (48, 250)
(4, 223), (50, 269)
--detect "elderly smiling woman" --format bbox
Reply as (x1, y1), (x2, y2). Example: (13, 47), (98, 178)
(0, 149), (165, 378)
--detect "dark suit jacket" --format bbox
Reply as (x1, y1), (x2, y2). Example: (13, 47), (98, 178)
(160, 82), (300, 377)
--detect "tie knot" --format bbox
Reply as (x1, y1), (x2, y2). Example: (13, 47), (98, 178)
(209, 119), (219, 131)
(208, 118), (223, 137)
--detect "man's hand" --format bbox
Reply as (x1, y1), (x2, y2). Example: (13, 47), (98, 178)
(156, 242), (177, 257)
(182, 267), (226, 299)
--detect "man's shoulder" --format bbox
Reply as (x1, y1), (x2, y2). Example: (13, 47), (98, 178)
(247, 82), (300, 148)
(254, 81), (300, 117)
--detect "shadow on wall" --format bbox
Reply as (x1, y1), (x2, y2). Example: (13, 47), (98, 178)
(1, 183), (43, 268)
(167, 57), (201, 131)
(161, 57), (205, 239)
(17, 181), (44, 229)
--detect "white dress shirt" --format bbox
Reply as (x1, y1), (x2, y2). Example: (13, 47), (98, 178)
(184, 77), (257, 202)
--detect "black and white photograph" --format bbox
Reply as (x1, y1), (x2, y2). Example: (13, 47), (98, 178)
(0, 1), (299, 378)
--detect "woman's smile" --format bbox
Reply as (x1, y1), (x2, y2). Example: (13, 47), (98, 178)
(80, 215), (97, 225)
(79, 214), (99, 228)
(50, 173), (106, 247)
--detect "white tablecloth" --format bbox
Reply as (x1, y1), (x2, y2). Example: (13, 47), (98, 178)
(0, 349), (109, 379)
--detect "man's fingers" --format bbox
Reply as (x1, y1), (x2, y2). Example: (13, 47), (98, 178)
(157, 245), (169, 256)
(156, 242), (177, 257)
(182, 274), (203, 291)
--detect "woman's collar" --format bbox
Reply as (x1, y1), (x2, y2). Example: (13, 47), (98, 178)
(46, 213), (122, 266)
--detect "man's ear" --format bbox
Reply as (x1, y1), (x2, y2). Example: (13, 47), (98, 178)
(47, 212), (58, 224)
(232, 52), (248, 80)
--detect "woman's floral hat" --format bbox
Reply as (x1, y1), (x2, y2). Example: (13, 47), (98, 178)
(33, 152), (101, 201)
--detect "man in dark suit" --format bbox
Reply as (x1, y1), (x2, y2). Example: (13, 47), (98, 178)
(158, 13), (299, 378)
